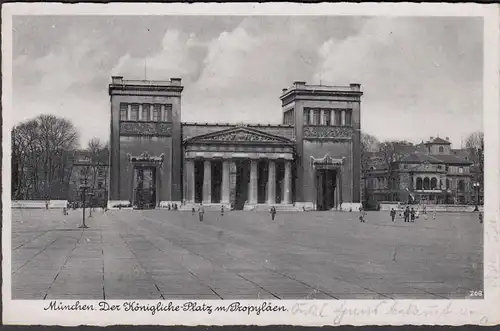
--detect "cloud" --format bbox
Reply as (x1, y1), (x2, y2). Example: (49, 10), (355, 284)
(11, 16), (483, 147)
(111, 30), (206, 84)
(315, 17), (483, 145)
(182, 17), (325, 123)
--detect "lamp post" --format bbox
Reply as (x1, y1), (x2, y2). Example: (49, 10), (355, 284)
(473, 182), (480, 212)
(88, 191), (94, 218)
(79, 184), (90, 228)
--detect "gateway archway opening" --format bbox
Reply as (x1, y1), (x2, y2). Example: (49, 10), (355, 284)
(315, 169), (337, 211)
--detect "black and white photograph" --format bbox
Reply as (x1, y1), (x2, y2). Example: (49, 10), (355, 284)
(3, 3), (499, 326)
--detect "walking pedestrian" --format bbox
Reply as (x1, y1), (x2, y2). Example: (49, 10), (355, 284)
(410, 208), (416, 222)
(198, 203), (204, 222)
(221, 205), (224, 216)
(390, 208), (396, 222)
(433, 210), (436, 220)
(270, 206), (276, 220)
(191, 207), (195, 215)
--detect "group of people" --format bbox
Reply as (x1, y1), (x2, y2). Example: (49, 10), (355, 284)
(191, 204), (278, 222)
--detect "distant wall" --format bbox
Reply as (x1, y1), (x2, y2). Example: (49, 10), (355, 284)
(12, 200), (68, 209)
(379, 202), (483, 213)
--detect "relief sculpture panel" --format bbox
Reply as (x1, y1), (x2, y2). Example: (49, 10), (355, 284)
(207, 131), (282, 143)
(303, 126), (353, 139)
(120, 122), (172, 136)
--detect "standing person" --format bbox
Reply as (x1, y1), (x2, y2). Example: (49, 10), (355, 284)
(390, 208), (396, 222)
(45, 201), (49, 210)
(221, 205), (224, 216)
(198, 203), (205, 222)
(423, 205), (427, 215)
(433, 210), (436, 220)
(404, 206), (410, 222)
(270, 206), (276, 220)
(410, 208), (416, 222)
(479, 212), (483, 224)
(359, 206), (365, 223)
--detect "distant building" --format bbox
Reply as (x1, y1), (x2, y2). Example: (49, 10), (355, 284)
(68, 150), (109, 206)
(364, 136), (474, 206)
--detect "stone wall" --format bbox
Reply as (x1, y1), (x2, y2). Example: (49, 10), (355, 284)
(12, 200), (67, 209)
(379, 202), (483, 213)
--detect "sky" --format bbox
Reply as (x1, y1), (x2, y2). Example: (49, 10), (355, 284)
(12, 15), (483, 148)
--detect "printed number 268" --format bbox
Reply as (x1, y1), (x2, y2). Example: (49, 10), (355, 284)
(469, 290), (483, 297)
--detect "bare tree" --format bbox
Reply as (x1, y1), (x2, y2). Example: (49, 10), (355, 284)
(465, 131), (484, 186)
(379, 140), (413, 200)
(360, 132), (380, 207)
(11, 114), (79, 200)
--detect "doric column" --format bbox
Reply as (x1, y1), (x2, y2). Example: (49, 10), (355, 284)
(127, 104), (132, 120)
(203, 159), (212, 203)
(138, 104), (143, 121)
(161, 104), (166, 122)
(221, 160), (230, 204)
(309, 109), (314, 125)
(267, 160), (276, 204)
(330, 109), (335, 126)
(248, 160), (258, 204)
(185, 159), (195, 203)
(320, 109), (325, 125)
(341, 110), (346, 126)
(283, 161), (292, 204)
(339, 169), (343, 206)
(335, 170), (340, 209)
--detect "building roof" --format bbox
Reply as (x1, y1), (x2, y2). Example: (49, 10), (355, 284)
(429, 154), (472, 165)
(399, 151), (443, 164)
(426, 137), (451, 145)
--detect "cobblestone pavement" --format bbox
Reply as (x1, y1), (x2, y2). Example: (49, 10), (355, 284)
(11, 208), (483, 300)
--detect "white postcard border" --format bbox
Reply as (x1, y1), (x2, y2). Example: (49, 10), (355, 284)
(2, 2), (499, 326)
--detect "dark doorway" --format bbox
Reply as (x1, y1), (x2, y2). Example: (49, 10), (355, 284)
(257, 160), (268, 203)
(194, 160), (204, 203)
(134, 166), (156, 209)
(234, 160), (249, 210)
(316, 169), (337, 211)
(211, 160), (223, 203)
(275, 161), (284, 204)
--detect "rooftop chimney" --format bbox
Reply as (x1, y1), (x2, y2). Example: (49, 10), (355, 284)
(446, 137), (449, 141)
(350, 83), (361, 91)
(111, 76), (123, 84)
(170, 77), (182, 85)
(293, 81), (306, 88)
(430, 136), (434, 140)
(282, 88), (288, 93)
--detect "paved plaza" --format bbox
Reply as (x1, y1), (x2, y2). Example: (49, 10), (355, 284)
(11, 208), (483, 300)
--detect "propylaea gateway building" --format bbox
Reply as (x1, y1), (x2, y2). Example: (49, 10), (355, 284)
(108, 77), (363, 211)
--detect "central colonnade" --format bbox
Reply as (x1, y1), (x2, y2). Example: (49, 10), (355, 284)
(184, 154), (293, 207)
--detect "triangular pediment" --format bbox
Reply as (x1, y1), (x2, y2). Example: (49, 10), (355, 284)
(185, 126), (293, 144)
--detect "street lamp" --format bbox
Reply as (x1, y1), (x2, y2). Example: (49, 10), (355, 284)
(79, 184), (90, 228)
(472, 182), (480, 212)
(88, 191), (94, 218)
